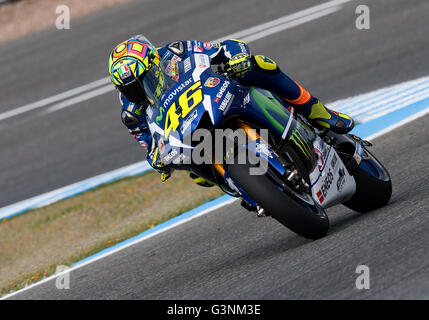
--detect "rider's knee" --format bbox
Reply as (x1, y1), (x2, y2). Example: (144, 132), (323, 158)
(253, 55), (279, 73)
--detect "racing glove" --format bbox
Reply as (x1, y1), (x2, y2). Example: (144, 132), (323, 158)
(225, 53), (252, 78)
(149, 146), (173, 182)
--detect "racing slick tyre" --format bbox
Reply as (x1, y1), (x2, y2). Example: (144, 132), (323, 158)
(227, 146), (329, 240)
(343, 149), (392, 213)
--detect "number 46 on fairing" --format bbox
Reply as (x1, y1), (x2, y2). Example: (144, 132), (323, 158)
(164, 81), (203, 137)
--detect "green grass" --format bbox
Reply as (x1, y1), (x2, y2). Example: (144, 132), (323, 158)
(0, 170), (223, 296)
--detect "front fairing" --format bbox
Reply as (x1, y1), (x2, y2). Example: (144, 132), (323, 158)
(145, 53), (237, 166)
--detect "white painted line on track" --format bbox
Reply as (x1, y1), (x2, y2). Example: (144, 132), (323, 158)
(1, 196), (238, 300)
(213, 0), (353, 42)
(0, 0), (352, 119)
(0, 161), (151, 221)
(240, 6), (342, 43)
(331, 75), (429, 123)
(0, 78), (111, 121)
(364, 107), (429, 141)
(46, 84), (115, 113)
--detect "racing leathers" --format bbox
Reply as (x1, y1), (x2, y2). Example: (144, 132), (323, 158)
(119, 39), (354, 179)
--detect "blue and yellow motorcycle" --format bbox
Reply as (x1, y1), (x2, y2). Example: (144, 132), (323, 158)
(146, 52), (392, 240)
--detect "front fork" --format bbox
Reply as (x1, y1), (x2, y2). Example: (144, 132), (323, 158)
(213, 122), (295, 213)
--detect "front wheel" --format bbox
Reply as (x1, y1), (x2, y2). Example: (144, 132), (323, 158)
(227, 146), (329, 240)
(343, 149), (392, 213)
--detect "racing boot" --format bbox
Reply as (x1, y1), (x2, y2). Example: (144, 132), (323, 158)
(306, 100), (354, 134)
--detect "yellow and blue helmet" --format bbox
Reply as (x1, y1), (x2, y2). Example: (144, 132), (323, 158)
(108, 35), (166, 106)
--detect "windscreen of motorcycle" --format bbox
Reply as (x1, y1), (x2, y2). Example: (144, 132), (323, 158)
(143, 60), (177, 108)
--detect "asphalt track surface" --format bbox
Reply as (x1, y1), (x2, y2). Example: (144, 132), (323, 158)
(3, 0), (429, 299)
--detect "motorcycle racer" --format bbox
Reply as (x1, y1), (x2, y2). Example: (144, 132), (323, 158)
(108, 35), (354, 183)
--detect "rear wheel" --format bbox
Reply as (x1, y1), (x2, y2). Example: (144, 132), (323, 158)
(227, 145), (329, 240)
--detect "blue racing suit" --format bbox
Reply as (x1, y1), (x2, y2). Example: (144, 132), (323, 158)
(120, 39), (352, 172)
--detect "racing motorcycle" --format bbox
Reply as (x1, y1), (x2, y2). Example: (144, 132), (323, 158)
(146, 52), (392, 240)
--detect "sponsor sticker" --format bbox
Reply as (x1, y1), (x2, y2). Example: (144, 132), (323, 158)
(337, 167), (346, 191)
(183, 57), (192, 73)
(163, 77), (193, 108)
(354, 143), (363, 165)
(173, 153), (188, 165)
(330, 153), (338, 169)
(226, 177), (241, 195)
(204, 77), (220, 88)
(219, 92), (233, 112)
(165, 55), (181, 81)
(170, 60), (179, 81)
(146, 106), (153, 119)
(215, 80), (230, 101)
(238, 42), (247, 54)
(242, 93), (250, 107)
(198, 54), (209, 68)
(158, 138), (165, 154)
(162, 149), (178, 163)
(314, 138), (330, 171)
(198, 55), (205, 63)
(139, 140), (148, 149)
(180, 110), (198, 133)
(118, 65), (131, 79)
(316, 190), (325, 204)
(255, 142), (273, 159)
(320, 168), (334, 198)
(204, 42), (213, 50)
(193, 44), (203, 53)
(314, 148), (325, 171)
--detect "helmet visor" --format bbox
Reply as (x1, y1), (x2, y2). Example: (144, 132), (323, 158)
(117, 78), (147, 104)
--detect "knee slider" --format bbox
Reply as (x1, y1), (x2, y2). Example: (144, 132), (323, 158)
(253, 55), (279, 72)
(188, 172), (214, 187)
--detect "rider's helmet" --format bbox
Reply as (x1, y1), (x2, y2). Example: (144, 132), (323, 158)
(108, 35), (172, 107)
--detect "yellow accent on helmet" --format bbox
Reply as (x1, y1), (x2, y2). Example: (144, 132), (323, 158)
(131, 42), (143, 53)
